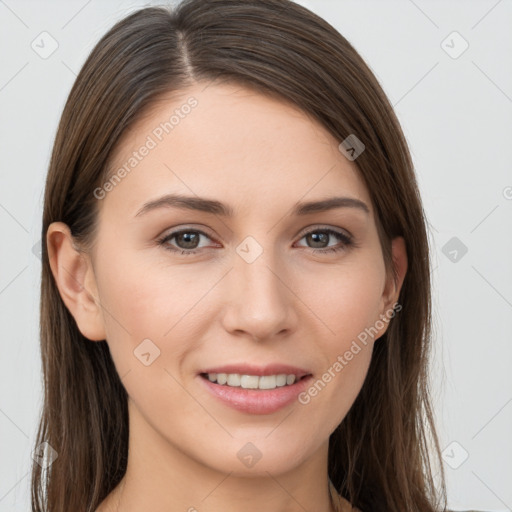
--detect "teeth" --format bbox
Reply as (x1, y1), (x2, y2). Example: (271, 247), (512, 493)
(205, 373), (299, 390)
(258, 375), (277, 389)
(276, 374), (287, 387)
(227, 374), (241, 386)
(240, 375), (259, 389)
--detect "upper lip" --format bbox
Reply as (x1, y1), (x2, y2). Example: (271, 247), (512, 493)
(199, 364), (311, 379)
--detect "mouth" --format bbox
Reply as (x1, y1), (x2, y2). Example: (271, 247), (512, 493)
(200, 372), (310, 390)
(197, 365), (313, 414)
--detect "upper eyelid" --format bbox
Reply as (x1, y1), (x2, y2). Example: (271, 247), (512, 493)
(159, 228), (218, 247)
(158, 225), (215, 239)
(299, 225), (351, 237)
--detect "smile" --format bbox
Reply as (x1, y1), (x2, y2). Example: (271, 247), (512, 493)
(198, 366), (313, 414)
(202, 372), (303, 390)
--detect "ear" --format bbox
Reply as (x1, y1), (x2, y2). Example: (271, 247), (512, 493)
(46, 222), (106, 341)
(375, 236), (408, 338)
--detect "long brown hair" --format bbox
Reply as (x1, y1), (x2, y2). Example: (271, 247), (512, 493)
(32, 1), (447, 510)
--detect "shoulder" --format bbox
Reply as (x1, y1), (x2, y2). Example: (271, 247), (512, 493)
(339, 495), (362, 512)
(329, 480), (361, 512)
(93, 497), (113, 512)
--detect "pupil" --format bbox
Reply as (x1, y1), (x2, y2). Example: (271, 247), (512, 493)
(178, 232), (199, 249)
(309, 232), (328, 248)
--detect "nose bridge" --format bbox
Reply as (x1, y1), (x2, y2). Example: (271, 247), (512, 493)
(221, 238), (297, 339)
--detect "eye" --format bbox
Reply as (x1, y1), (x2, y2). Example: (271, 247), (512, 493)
(157, 226), (355, 257)
(294, 227), (354, 254)
(157, 228), (218, 256)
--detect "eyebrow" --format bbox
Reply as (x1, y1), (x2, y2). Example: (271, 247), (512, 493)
(134, 193), (370, 218)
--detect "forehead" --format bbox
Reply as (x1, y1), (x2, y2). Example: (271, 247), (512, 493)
(101, 82), (372, 219)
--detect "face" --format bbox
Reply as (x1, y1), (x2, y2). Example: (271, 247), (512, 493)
(52, 82), (405, 478)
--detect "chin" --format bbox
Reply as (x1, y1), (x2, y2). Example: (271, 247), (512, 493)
(193, 435), (316, 477)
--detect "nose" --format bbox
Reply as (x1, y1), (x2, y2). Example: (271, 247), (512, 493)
(220, 248), (299, 342)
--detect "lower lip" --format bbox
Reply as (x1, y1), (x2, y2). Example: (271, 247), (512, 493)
(198, 374), (313, 415)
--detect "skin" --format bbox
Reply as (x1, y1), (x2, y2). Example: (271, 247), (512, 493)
(47, 82), (407, 512)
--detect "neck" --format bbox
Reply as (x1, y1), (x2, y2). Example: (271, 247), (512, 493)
(99, 401), (336, 512)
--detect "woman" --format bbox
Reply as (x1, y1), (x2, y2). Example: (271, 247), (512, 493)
(32, 0), (447, 510)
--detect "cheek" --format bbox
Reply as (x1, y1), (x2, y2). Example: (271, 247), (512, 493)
(304, 257), (385, 344)
(93, 255), (209, 414)
(94, 248), (220, 373)
(95, 245), (196, 332)
(295, 258), (384, 417)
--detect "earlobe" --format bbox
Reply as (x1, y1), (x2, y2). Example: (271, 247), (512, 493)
(46, 222), (106, 341)
(388, 236), (407, 306)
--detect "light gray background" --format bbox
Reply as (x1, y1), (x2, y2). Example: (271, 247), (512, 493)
(1, 0), (511, 510)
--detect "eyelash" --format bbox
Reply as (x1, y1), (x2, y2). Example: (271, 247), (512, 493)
(157, 227), (355, 257)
